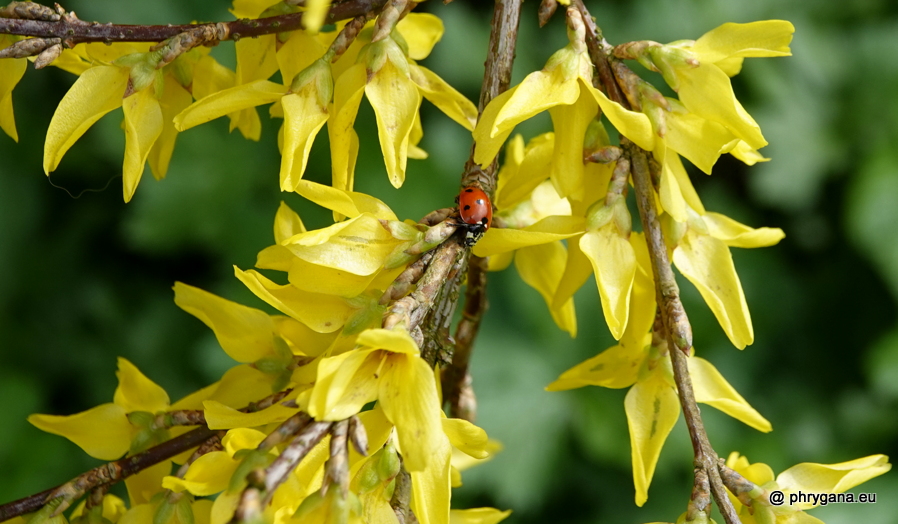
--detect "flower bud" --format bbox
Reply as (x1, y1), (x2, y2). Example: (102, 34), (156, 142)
(585, 199), (614, 231)
(377, 440), (401, 481)
(289, 58), (334, 109)
(115, 51), (163, 94)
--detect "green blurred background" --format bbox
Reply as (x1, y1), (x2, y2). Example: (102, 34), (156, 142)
(1, 1), (897, 522)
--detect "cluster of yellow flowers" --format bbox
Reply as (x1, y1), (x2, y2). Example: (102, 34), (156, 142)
(1, 2), (890, 524)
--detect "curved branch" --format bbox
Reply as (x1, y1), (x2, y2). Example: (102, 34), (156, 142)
(0, 0), (387, 45)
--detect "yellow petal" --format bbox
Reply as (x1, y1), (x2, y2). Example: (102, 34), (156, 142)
(449, 509), (511, 524)
(44, 65), (129, 174)
(148, 75), (192, 180)
(122, 87), (163, 202)
(280, 214), (399, 275)
(728, 140), (770, 165)
(548, 88), (597, 199)
(658, 147), (705, 217)
(163, 450), (237, 496)
(308, 349), (379, 420)
(279, 91), (329, 191)
(277, 30), (328, 86)
(776, 455), (891, 498)
(204, 366), (280, 410)
(274, 200), (306, 243)
(302, 0), (331, 33)
(222, 427), (269, 455)
(203, 399), (299, 430)
(663, 106), (735, 174)
(397, 13), (444, 60)
(472, 215), (585, 257)
(125, 460), (170, 506)
(692, 21), (794, 63)
(173, 282), (278, 363)
(589, 86), (654, 151)
(703, 212), (785, 248)
(408, 107), (428, 160)
(70, 493), (128, 522)
(192, 55), (236, 101)
(514, 242), (577, 336)
(441, 418), (489, 459)
(627, 231), (658, 343)
(410, 64), (477, 130)
(234, 268), (353, 333)
(546, 332), (649, 391)
(118, 503), (154, 524)
(288, 258), (381, 298)
(358, 328), (421, 355)
(410, 434), (452, 524)
(276, 316), (337, 358)
(472, 87), (517, 167)
(46, 48), (91, 76)
(676, 64), (766, 150)
(625, 372), (680, 507)
(673, 230), (753, 349)
(229, 0), (279, 18)
(493, 68), (579, 136)
(366, 58), (422, 188)
(689, 356), (771, 432)
(658, 147), (688, 223)
(28, 403), (131, 460)
(210, 490), (241, 524)
(552, 233), (592, 310)
(331, 63), (367, 191)
(170, 382), (219, 411)
(580, 226), (637, 340)
(0, 36), (26, 142)
(725, 452), (775, 486)
(293, 179), (397, 221)
(236, 34), (278, 85)
(114, 357), (170, 413)
(496, 134), (538, 209)
(379, 354), (443, 472)
(174, 80), (287, 131)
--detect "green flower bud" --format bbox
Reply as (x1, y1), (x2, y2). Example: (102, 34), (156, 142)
(377, 441), (401, 481)
(115, 51), (163, 93)
(289, 58), (334, 109)
(585, 200), (614, 231)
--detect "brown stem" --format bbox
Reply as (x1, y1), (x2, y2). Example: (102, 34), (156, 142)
(443, 253), (486, 422)
(323, 419), (350, 498)
(263, 421), (332, 493)
(0, 388), (293, 521)
(628, 145), (738, 524)
(389, 461), (416, 524)
(436, 0), (521, 421)
(0, 0), (387, 46)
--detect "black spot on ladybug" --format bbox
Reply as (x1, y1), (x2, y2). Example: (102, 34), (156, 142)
(464, 205), (471, 210)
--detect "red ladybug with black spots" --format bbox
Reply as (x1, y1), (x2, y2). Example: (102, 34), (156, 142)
(456, 186), (492, 247)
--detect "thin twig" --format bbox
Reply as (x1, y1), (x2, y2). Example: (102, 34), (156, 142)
(439, 0), (522, 421)
(628, 143), (738, 524)
(0, 0), (387, 46)
(0, 388), (294, 521)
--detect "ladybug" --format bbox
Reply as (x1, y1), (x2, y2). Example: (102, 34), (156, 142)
(456, 186), (492, 247)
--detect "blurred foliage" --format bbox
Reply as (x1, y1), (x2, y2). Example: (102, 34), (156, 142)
(1, 0), (897, 523)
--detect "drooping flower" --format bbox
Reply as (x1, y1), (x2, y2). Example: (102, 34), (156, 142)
(547, 238), (771, 506)
(42, 43), (197, 201)
(725, 452), (890, 524)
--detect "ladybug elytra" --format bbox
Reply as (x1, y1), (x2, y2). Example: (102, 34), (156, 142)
(456, 186), (492, 247)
